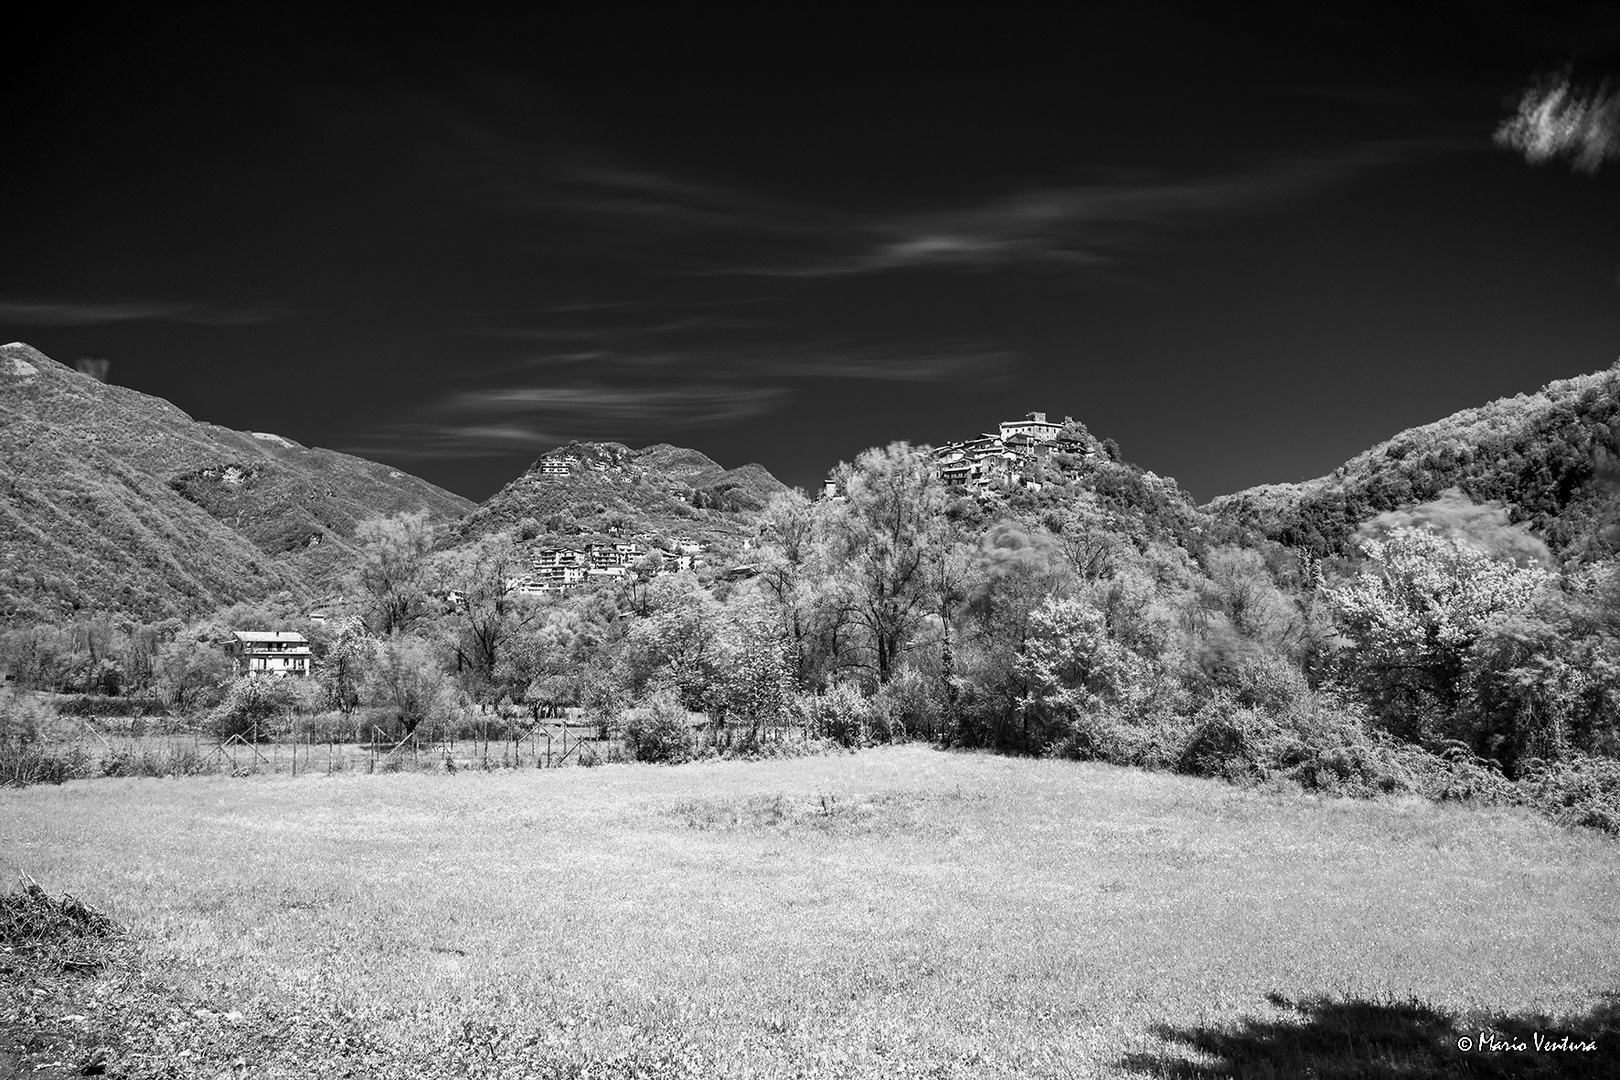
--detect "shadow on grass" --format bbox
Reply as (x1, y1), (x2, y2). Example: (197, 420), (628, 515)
(1119, 991), (1620, 1078)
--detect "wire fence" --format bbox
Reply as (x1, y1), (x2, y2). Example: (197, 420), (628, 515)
(15, 717), (625, 782)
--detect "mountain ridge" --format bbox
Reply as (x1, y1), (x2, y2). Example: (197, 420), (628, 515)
(1207, 361), (1620, 561)
(0, 342), (474, 622)
(458, 440), (789, 546)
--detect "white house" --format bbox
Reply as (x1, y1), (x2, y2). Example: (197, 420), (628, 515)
(230, 631), (311, 677)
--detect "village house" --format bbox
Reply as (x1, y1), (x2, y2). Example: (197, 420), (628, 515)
(538, 456), (579, 477)
(510, 539), (660, 594)
(229, 631), (311, 677)
(998, 411), (1070, 442)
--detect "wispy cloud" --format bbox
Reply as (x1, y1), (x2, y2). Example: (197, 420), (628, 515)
(495, 143), (1428, 279)
(357, 382), (789, 458)
(0, 299), (294, 326)
(367, 88), (1435, 279)
(354, 334), (1012, 457)
(468, 318), (1018, 383)
(730, 145), (1431, 277)
(1495, 72), (1620, 173)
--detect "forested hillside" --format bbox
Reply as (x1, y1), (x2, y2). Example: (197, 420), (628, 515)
(1209, 363), (1620, 563)
(6, 358), (1620, 834)
(459, 441), (787, 545)
(0, 343), (473, 622)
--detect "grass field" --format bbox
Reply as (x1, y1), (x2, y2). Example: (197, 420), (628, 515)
(3, 745), (1619, 1077)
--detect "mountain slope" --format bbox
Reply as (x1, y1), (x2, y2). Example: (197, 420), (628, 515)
(1208, 362), (1620, 561)
(459, 440), (788, 545)
(0, 342), (473, 622)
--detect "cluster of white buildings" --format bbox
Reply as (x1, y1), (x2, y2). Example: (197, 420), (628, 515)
(821, 412), (1090, 499)
(537, 454), (614, 478)
(932, 412), (1094, 494)
(507, 538), (701, 596)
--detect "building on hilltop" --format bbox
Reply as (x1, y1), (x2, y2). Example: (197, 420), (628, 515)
(538, 456), (578, 477)
(230, 631), (311, 677)
(998, 411), (1072, 443)
(930, 411), (1091, 494)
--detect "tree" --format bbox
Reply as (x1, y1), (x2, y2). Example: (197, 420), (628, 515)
(1326, 527), (1552, 743)
(315, 616), (377, 721)
(755, 490), (842, 689)
(437, 534), (540, 702)
(711, 596), (792, 736)
(1200, 546), (1298, 646)
(211, 676), (297, 740)
(825, 443), (948, 684)
(1015, 594), (1146, 751)
(622, 572), (727, 710)
(364, 635), (455, 739)
(153, 632), (233, 713)
(496, 610), (582, 720)
(350, 512), (437, 637)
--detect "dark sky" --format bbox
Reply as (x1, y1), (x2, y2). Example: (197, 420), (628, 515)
(7, 4), (1620, 502)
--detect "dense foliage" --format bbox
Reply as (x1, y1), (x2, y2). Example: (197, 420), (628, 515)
(0, 342), (472, 623)
(1210, 362), (1620, 562)
(6, 363), (1620, 834)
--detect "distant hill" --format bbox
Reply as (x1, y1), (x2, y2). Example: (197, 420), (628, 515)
(459, 440), (789, 546)
(0, 342), (474, 622)
(1208, 363), (1620, 562)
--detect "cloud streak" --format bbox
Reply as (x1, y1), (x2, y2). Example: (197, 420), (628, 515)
(498, 144), (1427, 280)
(0, 299), (294, 327)
(357, 382), (789, 457)
(743, 146), (1432, 277)
(1495, 73), (1620, 173)
(355, 335), (1013, 457)
(472, 331), (1017, 383)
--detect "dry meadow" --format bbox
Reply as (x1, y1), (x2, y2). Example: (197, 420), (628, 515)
(3, 745), (1619, 1078)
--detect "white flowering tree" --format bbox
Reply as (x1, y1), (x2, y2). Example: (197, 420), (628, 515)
(1014, 595), (1149, 749)
(1327, 527), (1551, 744)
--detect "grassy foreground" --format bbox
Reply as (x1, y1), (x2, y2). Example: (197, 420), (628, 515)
(2, 746), (1619, 1078)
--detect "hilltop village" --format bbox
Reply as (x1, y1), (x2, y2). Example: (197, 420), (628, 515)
(510, 411), (1096, 598)
(822, 410), (1096, 499)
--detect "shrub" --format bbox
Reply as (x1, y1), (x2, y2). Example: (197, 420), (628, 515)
(98, 744), (211, 779)
(620, 690), (694, 763)
(794, 684), (888, 748)
(52, 694), (169, 719)
(873, 667), (947, 740)
(1049, 707), (1186, 769)
(1518, 755), (1620, 834)
(0, 688), (48, 751)
(209, 677), (296, 741)
(1178, 707), (1269, 783)
(0, 689), (91, 785)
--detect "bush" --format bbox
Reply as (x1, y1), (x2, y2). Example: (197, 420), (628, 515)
(52, 694), (169, 719)
(793, 684), (889, 748)
(1518, 755), (1620, 834)
(0, 689), (91, 785)
(873, 668), (947, 740)
(1050, 707), (1185, 769)
(98, 744), (211, 779)
(1178, 708), (1268, 782)
(209, 677), (296, 741)
(620, 690), (694, 763)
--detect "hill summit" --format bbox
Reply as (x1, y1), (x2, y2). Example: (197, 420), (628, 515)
(459, 440), (788, 545)
(0, 342), (473, 622)
(1209, 361), (1620, 561)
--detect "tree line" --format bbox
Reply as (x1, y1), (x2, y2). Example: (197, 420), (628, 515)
(4, 439), (1619, 830)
